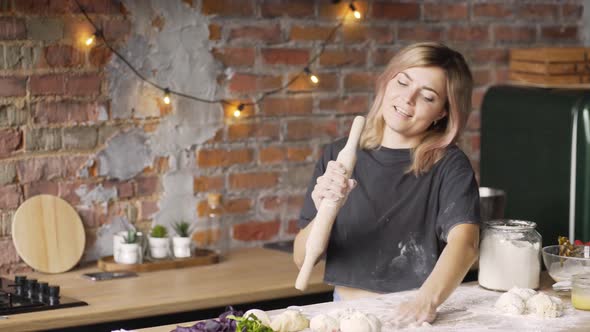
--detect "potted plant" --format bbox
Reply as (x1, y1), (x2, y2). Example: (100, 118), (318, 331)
(148, 225), (170, 259)
(118, 230), (142, 264)
(172, 221), (193, 258)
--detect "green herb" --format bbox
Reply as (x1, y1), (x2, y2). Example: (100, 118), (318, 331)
(150, 224), (168, 238)
(227, 313), (273, 332)
(173, 221), (191, 238)
(123, 230), (138, 244)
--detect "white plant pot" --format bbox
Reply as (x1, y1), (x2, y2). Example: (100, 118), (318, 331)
(172, 236), (192, 258)
(118, 243), (141, 264)
(114, 231), (146, 263)
(148, 236), (170, 259)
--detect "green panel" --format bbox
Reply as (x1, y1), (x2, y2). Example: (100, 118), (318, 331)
(480, 85), (590, 246)
(575, 106), (590, 242)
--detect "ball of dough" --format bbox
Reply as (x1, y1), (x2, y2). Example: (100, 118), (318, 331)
(495, 292), (526, 315)
(270, 310), (310, 332)
(526, 293), (564, 318)
(244, 309), (271, 327)
(508, 287), (537, 302)
(310, 314), (339, 332)
(340, 311), (381, 332)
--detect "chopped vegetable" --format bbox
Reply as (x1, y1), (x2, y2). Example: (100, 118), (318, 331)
(227, 313), (274, 332)
(171, 307), (243, 332)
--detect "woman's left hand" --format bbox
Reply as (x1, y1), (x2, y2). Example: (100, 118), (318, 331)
(390, 294), (437, 328)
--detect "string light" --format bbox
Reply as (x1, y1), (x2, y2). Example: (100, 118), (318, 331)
(233, 104), (245, 118)
(163, 88), (171, 104)
(74, 0), (350, 113)
(304, 67), (319, 84)
(349, 3), (362, 20)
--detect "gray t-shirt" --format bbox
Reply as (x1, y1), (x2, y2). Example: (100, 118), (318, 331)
(298, 138), (480, 293)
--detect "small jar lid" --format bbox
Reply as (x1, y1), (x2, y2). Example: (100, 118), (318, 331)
(484, 219), (537, 231)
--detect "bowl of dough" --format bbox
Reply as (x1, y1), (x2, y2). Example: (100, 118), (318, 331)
(542, 245), (590, 282)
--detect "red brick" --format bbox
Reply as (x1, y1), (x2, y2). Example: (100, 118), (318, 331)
(472, 87), (487, 110)
(229, 25), (281, 43)
(260, 146), (286, 164)
(194, 176), (224, 193)
(0, 129), (21, 157)
(470, 48), (509, 65)
(467, 110), (480, 130)
(196, 200), (208, 218)
(103, 180), (134, 199)
(261, 97), (313, 116)
(319, 1), (368, 19)
(228, 74), (282, 94)
(261, 0), (314, 18)
(57, 181), (90, 205)
(342, 25), (392, 44)
(424, 3), (468, 20)
(197, 149), (253, 168)
(493, 26), (535, 43)
(473, 3), (514, 19)
(261, 195), (281, 212)
(518, 4), (559, 20)
(202, 0), (254, 16)
(0, 17), (26, 40)
(287, 219), (299, 234)
(209, 23), (221, 40)
(448, 26), (489, 42)
(287, 147), (312, 162)
(71, 0), (124, 15)
(44, 45), (84, 68)
(472, 69), (492, 86)
(225, 198), (252, 214)
(136, 176), (160, 196)
(287, 73), (338, 92)
(319, 96), (369, 114)
(372, 48), (397, 66)
(319, 49), (366, 67)
(371, 2), (419, 20)
(24, 181), (58, 198)
(233, 220), (279, 241)
(30, 74), (66, 96)
(0, 238), (20, 264)
(34, 101), (101, 125)
(563, 4), (583, 20)
(227, 122), (279, 141)
(103, 19), (131, 41)
(290, 25), (335, 41)
(262, 48), (310, 65)
(286, 119), (339, 140)
(16, 157), (62, 183)
(212, 47), (255, 67)
(398, 26), (443, 41)
(494, 68), (510, 83)
(139, 200), (159, 220)
(229, 172), (279, 189)
(344, 72), (378, 92)
(0, 184), (21, 209)
(66, 73), (102, 96)
(142, 156), (169, 175)
(76, 207), (104, 228)
(0, 76), (26, 97)
(541, 26), (579, 41)
(222, 101), (255, 119)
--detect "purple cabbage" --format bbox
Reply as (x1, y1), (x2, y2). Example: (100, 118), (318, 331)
(171, 307), (243, 332)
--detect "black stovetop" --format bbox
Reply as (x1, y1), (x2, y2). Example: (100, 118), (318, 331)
(0, 276), (87, 315)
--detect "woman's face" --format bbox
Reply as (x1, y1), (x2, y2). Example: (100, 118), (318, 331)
(380, 66), (448, 148)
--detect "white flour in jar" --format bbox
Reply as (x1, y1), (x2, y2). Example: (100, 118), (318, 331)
(478, 232), (541, 291)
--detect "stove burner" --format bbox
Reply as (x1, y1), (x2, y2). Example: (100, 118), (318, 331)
(0, 276), (87, 315)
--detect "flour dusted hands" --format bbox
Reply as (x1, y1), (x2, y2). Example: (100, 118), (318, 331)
(311, 161), (357, 209)
(390, 294), (436, 328)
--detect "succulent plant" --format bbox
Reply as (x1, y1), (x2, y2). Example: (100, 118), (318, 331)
(150, 224), (168, 238)
(173, 221), (191, 238)
(123, 230), (138, 244)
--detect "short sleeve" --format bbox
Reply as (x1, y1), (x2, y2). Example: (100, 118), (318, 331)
(436, 150), (481, 242)
(298, 143), (336, 229)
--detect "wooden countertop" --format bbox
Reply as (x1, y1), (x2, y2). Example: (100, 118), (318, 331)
(0, 248), (332, 332)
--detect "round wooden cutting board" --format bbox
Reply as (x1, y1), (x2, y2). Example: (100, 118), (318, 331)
(12, 195), (86, 273)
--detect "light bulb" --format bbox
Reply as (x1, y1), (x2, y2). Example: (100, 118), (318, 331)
(85, 35), (95, 46)
(349, 3), (361, 20)
(163, 88), (171, 105)
(310, 74), (319, 84)
(233, 103), (245, 118)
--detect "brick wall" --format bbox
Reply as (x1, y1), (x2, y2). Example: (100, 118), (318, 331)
(0, 0), (586, 273)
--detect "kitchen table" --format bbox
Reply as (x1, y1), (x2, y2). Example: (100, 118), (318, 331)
(0, 248), (331, 332)
(137, 273), (590, 332)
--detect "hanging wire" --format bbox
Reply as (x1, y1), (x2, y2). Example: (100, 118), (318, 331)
(74, 0), (359, 109)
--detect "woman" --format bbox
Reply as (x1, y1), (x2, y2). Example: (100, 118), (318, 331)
(293, 42), (480, 327)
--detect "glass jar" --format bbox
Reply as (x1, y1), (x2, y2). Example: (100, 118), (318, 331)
(572, 273), (590, 310)
(478, 220), (542, 291)
(206, 193), (230, 258)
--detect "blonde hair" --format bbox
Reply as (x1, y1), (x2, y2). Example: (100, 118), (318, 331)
(360, 42), (473, 175)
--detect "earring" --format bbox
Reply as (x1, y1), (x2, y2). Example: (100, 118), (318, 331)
(433, 119), (438, 126)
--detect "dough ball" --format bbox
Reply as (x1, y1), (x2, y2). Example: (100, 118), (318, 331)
(310, 314), (339, 332)
(340, 311), (381, 332)
(526, 293), (564, 318)
(495, 292), (526, 315)
(270, 310), (310, 332)
(508, 287), (537, 302)
(243, 309), (271, 327)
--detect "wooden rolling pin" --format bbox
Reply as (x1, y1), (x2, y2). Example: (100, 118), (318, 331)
(295, 115), (366, 291)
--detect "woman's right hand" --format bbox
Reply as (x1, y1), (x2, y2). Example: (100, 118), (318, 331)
(311, 160), (357, 210)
